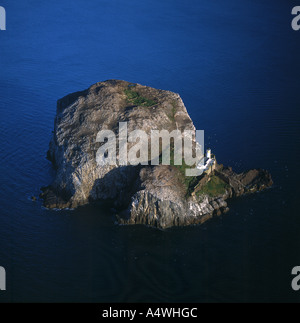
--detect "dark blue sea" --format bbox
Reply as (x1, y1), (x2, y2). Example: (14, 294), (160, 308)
(0, 0), (300, 302)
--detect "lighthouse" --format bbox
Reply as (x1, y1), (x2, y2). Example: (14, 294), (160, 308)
(206, 148), (211, 159)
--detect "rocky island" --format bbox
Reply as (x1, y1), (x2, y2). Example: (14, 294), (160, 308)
(41, 80), (273, 228)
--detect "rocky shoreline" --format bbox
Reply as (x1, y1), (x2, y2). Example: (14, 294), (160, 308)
(41, 80), (272, 228)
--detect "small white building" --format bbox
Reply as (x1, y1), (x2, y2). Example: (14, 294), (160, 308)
(206, 148), (211, 159)
(197, 148), (215, 173)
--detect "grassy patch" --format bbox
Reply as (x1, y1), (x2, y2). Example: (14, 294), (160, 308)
(174, 160), (197, 194)
(196, 175), (228, 197)
(124, 87), (156, 107)
(167, 146), (199, 196)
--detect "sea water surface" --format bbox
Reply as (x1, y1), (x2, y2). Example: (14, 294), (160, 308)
(0, 0), (300, 302)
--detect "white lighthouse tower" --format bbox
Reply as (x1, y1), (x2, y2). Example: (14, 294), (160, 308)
(206, 148), (211, 160)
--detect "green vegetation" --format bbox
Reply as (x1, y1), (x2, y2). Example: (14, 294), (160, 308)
(167, 146), (199, 197)
(124, 87), (156, 107)
(174, 160), (198, 195)
(196, 175), (228, 197)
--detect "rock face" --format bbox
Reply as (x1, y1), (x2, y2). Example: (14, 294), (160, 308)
(41, 80), (273, 228)
(117, 164), (272, 228)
